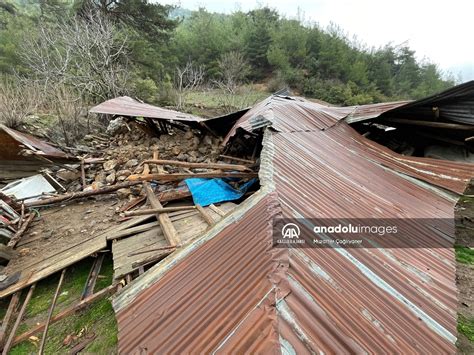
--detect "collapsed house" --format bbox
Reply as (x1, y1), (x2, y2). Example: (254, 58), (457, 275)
(0, 83), (473, 353)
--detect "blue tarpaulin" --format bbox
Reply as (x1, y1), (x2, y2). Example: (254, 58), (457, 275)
(184, 178), (256, 207)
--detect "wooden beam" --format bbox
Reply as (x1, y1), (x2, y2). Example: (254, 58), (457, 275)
(142, 159), (252, 172)
(196, 204), (214, 226)
(0, 244), (15, 261)
(128, 171), (258, 182)
(208, 204), (226, 217)
(11, 284), (117, 348)
(0, 293), (20, 348)
(81, 254), (104, 300)
(7, 213), (35, 248)
(143, 183), (180, 246)
(39, 269), (66, 354)
(384, 118), (474, 130)
(25, 181), (143, 207)
(123, 206), (196, 217)
(2, 284), (36, 355)
(219, 155), (255, 164)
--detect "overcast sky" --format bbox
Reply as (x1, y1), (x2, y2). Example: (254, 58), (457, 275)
(160, 0), (474, 82)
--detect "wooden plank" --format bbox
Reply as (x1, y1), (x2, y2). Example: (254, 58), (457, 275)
(219, 155), (255, 164)
(144, 182), (180, 246)
(0, 234), (106, 298)
(196, 204), (215, 226)
(2, 284), (35, 354)
(384, 118), (474, 130)
(142, 159), (252, 172)
(81, 254), (104, 300)
(0, 292), (20, 348)
(128, 171), (258, 182)
(106, 221), (160, 241)
(39, 269), (66, 354)
(11, 284), (117, 347)
(208, 204), (226, 217)
(122, 206), (195, 217)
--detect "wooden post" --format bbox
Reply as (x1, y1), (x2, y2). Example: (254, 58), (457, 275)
(80, 159), (86, 190)
(11, 284), (117, 347)
(196, 205), (214, 226)
(39, 269), (66, 354)
(2, 284), (36, 355)
(143, 182), (180, 246)
(0, 293), (20, 348)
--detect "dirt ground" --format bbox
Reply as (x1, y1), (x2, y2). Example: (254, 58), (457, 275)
(5, 195), (121, 273)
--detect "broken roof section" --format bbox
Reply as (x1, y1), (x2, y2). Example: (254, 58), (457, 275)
(113, 89), (473, 353)
(0, 124), (77, 180)
(89, 96), (205, 123)
(346, 80), (474, 124)
(223, 95), (410, 144)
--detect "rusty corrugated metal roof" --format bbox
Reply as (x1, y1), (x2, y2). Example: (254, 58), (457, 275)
(0, 124), (75, 161)
(90, 96), (205, 122)
(113, 94), (473, 353)
(224, 95), (410, 143)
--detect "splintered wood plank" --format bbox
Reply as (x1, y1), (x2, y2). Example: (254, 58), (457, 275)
(0, 233), (106, 299)
(143, 182), (180, 246)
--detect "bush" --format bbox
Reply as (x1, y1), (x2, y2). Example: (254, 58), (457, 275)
(132, 77), (159, 103)
(0, 77), (40, 128)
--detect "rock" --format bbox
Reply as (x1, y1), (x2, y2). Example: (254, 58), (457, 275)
(56, 170), (81, 182)
(184, 130), (194, 139)
(117, 188), (132, 199)
(124, 159), (139, 169)
(94, 172), (107, 184)
(172, 146), (181, 155)
(106, 117), (128, 135)
(198, 146), (208, 154)
(103, 160), (117, 172)
(116, 169), (132, 177)
(203, 135), (213, 146)
(105, 171), (116, 184)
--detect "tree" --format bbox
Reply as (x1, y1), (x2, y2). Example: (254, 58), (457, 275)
(20, 11), (129, 101)
(174, 61), (204, 110)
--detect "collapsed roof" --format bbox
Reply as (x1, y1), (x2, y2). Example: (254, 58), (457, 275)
(89, 96), (205, 123)
(112, 86), (474, 353)
(0, 124), (77, 180)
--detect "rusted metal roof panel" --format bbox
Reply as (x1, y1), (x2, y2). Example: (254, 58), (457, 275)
(224, 96), (412, 143)
(90, 96), (205, 122)
(267, 127), (461, 353)
(115, 193), (282, 354)
(0, 124), (74, 160)
(345, 100), (410, 123)
(223, 95), (352, 143)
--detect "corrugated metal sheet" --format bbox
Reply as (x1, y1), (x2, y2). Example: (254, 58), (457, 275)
(90, 96), (205, 122)
(0, 124), (75, 160)
(113, 95), (473, 353)
(269, 127), (460, 353)
(115, 193), (283, 354)
(347, 80), (474, 124)
(224, 96), (410, 143)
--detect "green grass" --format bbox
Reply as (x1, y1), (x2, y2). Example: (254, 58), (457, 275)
(455, 245), (474, 265)
(9, 254), (117, 354)
(458, 315), (474, 342)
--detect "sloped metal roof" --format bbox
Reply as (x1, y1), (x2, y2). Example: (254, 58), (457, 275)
(113, 94), (473, 353)
(90, 96), (205, 122)
(223, 95), (409, 143)
(0, 124), (76, 161)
